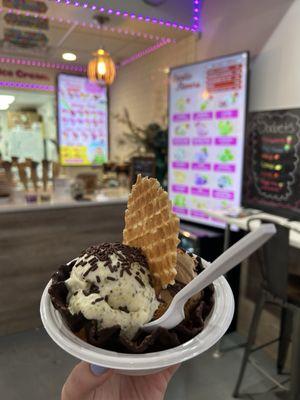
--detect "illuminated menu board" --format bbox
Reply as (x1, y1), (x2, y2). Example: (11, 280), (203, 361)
(243, 109), (300, 219)
(168, 52), (249, 228)
(57, 74), (108, 166)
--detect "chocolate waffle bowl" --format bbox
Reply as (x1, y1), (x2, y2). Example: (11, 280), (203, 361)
(40, 257), (234, 375)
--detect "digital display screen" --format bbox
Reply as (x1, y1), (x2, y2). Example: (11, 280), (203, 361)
(57, 74), (108, 166)
(243, 109), (300, 219)
(168, 52), (249, 228)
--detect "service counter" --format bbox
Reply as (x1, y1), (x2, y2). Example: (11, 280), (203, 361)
(0, 197), (127, 335)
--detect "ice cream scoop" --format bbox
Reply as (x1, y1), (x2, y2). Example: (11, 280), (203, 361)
(65, 243), (159, 338)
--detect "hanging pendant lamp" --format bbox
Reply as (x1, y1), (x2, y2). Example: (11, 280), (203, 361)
(87, 49), (116, 86)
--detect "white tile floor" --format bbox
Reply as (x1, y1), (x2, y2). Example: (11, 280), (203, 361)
(0, 329), (288, 400)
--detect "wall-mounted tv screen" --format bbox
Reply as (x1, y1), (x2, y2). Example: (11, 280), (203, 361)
(168, 52), (249, 228)
(57, 74), (108, 166)
(243, 109), (300, 220)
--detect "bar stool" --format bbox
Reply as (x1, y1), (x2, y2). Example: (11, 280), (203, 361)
(233, 217), (300, 398)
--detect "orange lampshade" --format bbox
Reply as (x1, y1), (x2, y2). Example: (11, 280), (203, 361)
(87, 49), (116, 85)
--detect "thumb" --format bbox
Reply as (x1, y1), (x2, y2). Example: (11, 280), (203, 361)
(62, 362), (112, 400)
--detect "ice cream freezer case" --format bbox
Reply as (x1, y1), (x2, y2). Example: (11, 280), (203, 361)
(0, 199), (126, 336)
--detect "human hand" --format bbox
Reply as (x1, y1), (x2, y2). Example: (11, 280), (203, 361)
(62, 362), (180, 400)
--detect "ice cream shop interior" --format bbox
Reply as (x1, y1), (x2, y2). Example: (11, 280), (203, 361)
(0, 0), (300, 399)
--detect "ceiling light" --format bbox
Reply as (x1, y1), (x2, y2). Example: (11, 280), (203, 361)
(88, 49), (116, 85)
(0, 104), (10, 110)
(0, 95), (15, 105)
(62, 52), (77, 61)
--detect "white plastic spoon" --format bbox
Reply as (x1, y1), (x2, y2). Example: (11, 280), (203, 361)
(144, 223), (276, 331)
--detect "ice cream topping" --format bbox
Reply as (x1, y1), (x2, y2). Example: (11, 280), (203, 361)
(65, 243), (159, 338)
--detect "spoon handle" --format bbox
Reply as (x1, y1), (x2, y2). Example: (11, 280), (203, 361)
(174, 223), (276, 307)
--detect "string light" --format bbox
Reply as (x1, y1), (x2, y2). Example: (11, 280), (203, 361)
(0, 81), (55, 91)
(193, 0), (201, 31)
(120, 39), (172, 67)
(0, 55), (86, 72)
(46, 0), (202, 32)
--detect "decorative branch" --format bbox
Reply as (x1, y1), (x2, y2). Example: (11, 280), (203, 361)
(114, 108), (163, 156)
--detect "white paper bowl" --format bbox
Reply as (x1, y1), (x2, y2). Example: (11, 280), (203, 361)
(40, 263), (234, 376)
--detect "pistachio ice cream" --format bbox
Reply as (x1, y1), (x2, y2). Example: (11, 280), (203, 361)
(65, 243), (159, 338)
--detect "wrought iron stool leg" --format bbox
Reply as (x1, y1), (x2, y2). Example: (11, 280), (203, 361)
(212, 223), (231, 359)
(233, 290), (266, 398)
(290, 307), (300, 400)
(277, 307), (293, 374)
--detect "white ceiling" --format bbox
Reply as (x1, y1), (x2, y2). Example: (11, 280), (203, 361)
(46, 22), (150, 64)
(83, 0), (194, 26)
(0, 0), (194, 65)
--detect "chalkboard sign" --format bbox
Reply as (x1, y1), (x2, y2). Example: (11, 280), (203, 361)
(130, 156), (156, 186)
(243, 109), (300, 219)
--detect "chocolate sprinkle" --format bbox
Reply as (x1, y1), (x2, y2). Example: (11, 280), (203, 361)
(96, 276), (101, 283)
(83, 264), (98, 278)
(89, 284), (100, 294)
(124, 267), (132, 276)
(134, 275), (145, 287)
(107, 276), (116, 281)
(76, 260), (87, 268)
(91, 297), (104, 305)
(81, 243), (148, 277)
(119, 306), (129, 313)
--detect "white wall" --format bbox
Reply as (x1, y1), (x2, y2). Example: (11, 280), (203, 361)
(110, 35), (198, 161)
(250, 0), (300, 111)
(110, 0), (294, 161)
(197, 0), (293, 60)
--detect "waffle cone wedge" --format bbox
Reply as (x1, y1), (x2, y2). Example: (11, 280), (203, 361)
(123, 175), (180, 291)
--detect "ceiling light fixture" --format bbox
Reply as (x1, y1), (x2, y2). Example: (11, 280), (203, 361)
(87, 16), (116, 85)
(62, 52), (77, 61)
(88, 49), (116, 85)
(0, 95), (15, 105)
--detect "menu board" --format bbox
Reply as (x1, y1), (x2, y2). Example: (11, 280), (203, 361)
(243, 109), (300, 219)
(168, 52), (249, 228)
(57, 74), (108, 166)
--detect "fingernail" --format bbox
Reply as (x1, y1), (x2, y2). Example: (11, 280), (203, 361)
(90, 364), (108, 376)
